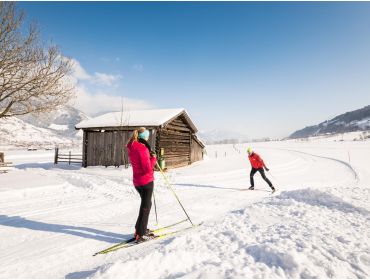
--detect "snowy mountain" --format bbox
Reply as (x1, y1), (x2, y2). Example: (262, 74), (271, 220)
(289, 105), (370, 139)
(18, 106), (89, 138)
(0, 117), (80, 149)
(0, 106), (88, 149)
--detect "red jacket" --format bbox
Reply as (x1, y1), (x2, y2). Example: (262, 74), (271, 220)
(127, 141), (157, 187)
(248, 152), (266, 169)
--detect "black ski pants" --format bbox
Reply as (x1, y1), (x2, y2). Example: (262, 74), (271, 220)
(250, 168), (273, 188)
(134, 181), (153, 237)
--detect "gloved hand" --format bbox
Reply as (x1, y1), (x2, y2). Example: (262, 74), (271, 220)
(264, 167), (270, 172)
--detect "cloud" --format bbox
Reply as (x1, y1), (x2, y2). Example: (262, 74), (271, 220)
(70, 59), (121, 86)
(93, 72), (121, 86)
(71, 85), (153, 116)
(70, 58), (91, 80)
(66, 58), (153, 116)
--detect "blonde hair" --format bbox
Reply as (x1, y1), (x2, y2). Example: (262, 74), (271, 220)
(127, 127), (146, 144)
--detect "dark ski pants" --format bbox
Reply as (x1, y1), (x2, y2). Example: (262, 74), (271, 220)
(134, 181), (153, 237)
(250, 168), (273, 188)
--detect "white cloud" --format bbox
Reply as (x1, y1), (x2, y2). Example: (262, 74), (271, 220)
(70, 58), (91, 80)
(70, 58), (121, 86)
(67, 58), (153, 116)
(93, 72), (121, 86)
(71, 85), (153, 116)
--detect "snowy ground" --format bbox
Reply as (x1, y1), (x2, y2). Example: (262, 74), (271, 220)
(0, 141), (369, 278)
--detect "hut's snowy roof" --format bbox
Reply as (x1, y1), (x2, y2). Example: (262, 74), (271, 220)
(75, 108), (197, 132)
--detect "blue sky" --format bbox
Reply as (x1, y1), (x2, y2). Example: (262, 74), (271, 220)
(19, 2), (370, 138)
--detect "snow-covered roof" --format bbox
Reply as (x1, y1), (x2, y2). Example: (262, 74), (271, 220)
(75, 108), (197, 132)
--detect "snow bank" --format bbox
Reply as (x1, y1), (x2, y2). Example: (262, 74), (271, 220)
(94, 187), (370, 278)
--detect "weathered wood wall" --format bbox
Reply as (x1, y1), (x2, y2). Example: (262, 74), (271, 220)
(83, 129), (156, 167)
(190, 137), (204, 163)
(157, 116), (192, 168)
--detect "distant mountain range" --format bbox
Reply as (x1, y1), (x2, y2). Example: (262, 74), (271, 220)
(289, 105), (370, 139)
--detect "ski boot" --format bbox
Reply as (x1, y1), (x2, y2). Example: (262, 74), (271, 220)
(135, 233), (157, 243)
(248, 186), (254, 190)
(134, 228), (155, 239)
(271, 186), (276, 193)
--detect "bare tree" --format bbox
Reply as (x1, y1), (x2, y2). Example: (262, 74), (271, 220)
(0, 2), (74, 119)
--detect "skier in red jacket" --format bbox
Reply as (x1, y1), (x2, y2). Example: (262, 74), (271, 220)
(127, 127), (157, 242)
(247, 147), (275, 193)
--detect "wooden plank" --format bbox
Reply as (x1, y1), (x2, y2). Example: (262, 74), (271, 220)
(171, 119), (186, 125)
(162, 143), (190, 147)
(166, 121), (190, 128)
(159, 142), (190, 147)
(161, 129), (190, 136)
(165, 124), (191, 133)
(165, 153), (191, 157)
(168, 120), (189, 128)
(164, 153), (190, 157)
(170, 116), (187, 124)
(165, 159), (190, 166)
(162, 128), (189, 134)
(160, 136), (190, 141)
(162, 147), (191, 152)
(160, 136), (190, 140)
(159, 145), (190, 149)
(162, 147), (191, 151)
(159, 139), (190, 142)
(160, 148), (190, 153)
(164, 155), (190, 160)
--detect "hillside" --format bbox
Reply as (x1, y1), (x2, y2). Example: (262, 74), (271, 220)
(289, 105), (370, 139)
(0, 117), (80, 150)
(18, 106), (89, 138)
(0, 106), (88, 150)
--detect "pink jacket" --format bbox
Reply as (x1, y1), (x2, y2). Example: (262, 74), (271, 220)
(127, 141), (157, 187)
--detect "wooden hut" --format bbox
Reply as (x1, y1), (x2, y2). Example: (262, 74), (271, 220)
(75, 108), (205, 169)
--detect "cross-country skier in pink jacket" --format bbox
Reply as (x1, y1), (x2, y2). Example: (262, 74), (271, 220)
(127, 127), (157, 242)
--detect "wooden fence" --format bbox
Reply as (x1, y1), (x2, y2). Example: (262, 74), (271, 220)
(54, 148), (82, 165)
(0, 152), (13, 173)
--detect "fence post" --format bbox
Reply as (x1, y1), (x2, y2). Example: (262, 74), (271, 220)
(54, 147), (58, 165)
(69, 151), (71, 165)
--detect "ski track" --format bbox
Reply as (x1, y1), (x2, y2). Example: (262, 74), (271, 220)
(0, 143), (368, 278)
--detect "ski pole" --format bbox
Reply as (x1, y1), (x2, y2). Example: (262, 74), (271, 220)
(268, 170), (280, 186)
(152, 188), (158, 225)
(156, 162), (194, 226)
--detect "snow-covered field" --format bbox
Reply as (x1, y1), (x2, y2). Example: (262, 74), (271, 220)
(0, 141), (369, 278)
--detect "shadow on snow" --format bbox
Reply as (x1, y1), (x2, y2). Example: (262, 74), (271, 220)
(0, 215), (128, 243)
